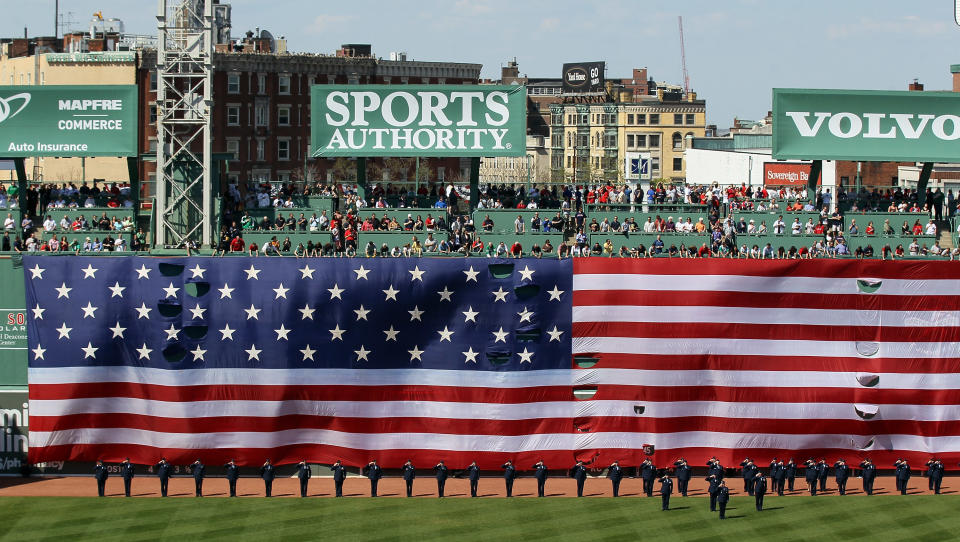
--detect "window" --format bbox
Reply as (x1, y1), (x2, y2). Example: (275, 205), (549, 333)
(673, 157), (683, 171)
(278, 75), (291, 95)
(278, 106), (290, 126)
(627, 134), (635, 148)
(636, 114), (646, 125)
(576, 134), (589, 147)
(227, 73), (240, 94)
(148, 139), (158, 153)
(150, 71), (157, 91)
(651, 156), (660, 173)
(277, 140), (290, 161)
(648, 134), (660, 148)
(603, 133), (617, 148)
(627, 114), (634, 125)
(674, 114), (683, 125)
(551, 133), (562, 147)
(226, 140), (239, 160)
(256, 139), (265, 161)
(227, 106), (240, 126)
(566, 156), (572, 168)
(258, 74), (266, 94)
(672, 132), (683, 151)
(551, 153), (562, 169)
(149, 104), (157, 124)
(635, 134), (647, 148)
(255, 104), (267, 127)
(649, 114), (660, 125)
(686, 113), (695, 125)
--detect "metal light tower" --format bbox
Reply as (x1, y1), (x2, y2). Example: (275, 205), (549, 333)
(155, 0), (214, 247)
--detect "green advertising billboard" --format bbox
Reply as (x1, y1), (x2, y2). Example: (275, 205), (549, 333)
(310, 85), (527, 158)
(0, 85), (138, 157)
(773, 88), (960, 162)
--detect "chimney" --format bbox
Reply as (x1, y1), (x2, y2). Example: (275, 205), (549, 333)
(908, 79), (924, 91)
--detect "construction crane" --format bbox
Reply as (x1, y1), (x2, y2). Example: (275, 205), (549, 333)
(678, 16), (690, 96)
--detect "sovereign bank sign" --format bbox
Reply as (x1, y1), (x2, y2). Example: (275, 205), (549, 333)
(311, 85), (527, 158)
(0, 85), (137, 157)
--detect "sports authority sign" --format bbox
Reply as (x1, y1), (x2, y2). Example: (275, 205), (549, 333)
(0, 85), (137, 157)
(310, 85), (526, 158)
(763, 162), (819, 186)
(773, 88), (960, 162)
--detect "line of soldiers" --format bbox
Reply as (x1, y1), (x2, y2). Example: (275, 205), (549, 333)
(91, 456), (951, 499)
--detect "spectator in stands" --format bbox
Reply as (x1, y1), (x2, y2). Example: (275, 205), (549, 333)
(531, 213), (541, 232)
(925, 220), (937, 236)
(912, 220), (923, 235)
(542, 239), (554, 255)
(653, 235), (664, 255)
(514, 215), (525, 234)
(865, 222), (875, 236)
(901, 221), (911, 235)
(909, 238), (920, 255)
(773, 216), (785, 234)
(882, 219), (894, 236)
(495, 241), (508, 258)
(3, 213), (13, 231)
(43, 215), (56, 233)
(510, 240), (523, 258)
(791, 218), (802, 235)
(531, 244), (542, 259)
(423, 233), (438, 253)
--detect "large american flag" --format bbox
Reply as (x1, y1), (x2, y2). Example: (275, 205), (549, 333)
(25, 256), (960, 467)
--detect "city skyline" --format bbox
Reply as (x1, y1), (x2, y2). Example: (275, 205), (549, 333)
(3, 1), (960, 127)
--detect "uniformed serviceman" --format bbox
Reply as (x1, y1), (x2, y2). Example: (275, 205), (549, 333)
(707, 457), (724, 481)
(705, 473), (720, 512)
(569, 461), (587, 497)
(817, 459), (829, 492)
(833, 459), (849, 495)
(785, 459), (797, 492)
(466, 461), (480, 498)
(741, 460), (757, 496)
(773, 459), (786, 496)
(533, 460), (548, 497)
(607, 461), (623, 498)
(155, 458), (172, 497)
(753, 472), (767, 511)
(804, 459), (818, 496)
(434, 460), (449, 498)
(94, 459), (108, 497)
(191, 459), (205, 497)
(297, 460), (311, 498)
(502, 460), (517, 497)
(859, 458), (875, 495)
(364, 460), (382, 497)
(331, 460), (346, 497)
(225, 459), (240, 497)
(767, 458), (781, 495)
(926, 459), (944, 494)
(401, 460), (416, 497)
(120, 458), (135, 498)
(640, 459), (657, 497)
(717, 481), (730, 519)
(673, 458), (691, 497)
(260, 459), (275, 497)
(895, 459), (911, 495)
(658, 474), (673, 510)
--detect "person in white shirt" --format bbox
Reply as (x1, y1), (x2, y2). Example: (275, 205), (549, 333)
(84, 196), (96, 208)
(3, 214), (13, 231)
(758, 221), (768, 234)
(930, 242), (942, 256)
(682, 218), (693, 233)
(318, 211), (329, 230)
(925, 221), (937, 235)
(747, 220), (756, 234)
(643, 217), (656, 233)
(60, 216), (70, 230)
(804, 218), (815, 234)
(909, 239), (920, 255)
(43, 217), (57, 232)
(791, 218), (802, 235)
(773, 217), (785, 234)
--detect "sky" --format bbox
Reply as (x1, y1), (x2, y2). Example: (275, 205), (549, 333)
(4, 0), (960, 127)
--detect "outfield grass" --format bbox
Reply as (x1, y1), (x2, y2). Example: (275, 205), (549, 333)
(0, 495), (957, 541)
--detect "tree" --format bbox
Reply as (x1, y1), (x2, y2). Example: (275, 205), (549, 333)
(331, 157), (357, 182)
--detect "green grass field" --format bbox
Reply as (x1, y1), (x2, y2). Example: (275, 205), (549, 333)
(0, 495), (956, 541)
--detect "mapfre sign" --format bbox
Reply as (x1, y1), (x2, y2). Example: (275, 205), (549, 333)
(310, 85), (526, 158)
(773, 88), (960, 163)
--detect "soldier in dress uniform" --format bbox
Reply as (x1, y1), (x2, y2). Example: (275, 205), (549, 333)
(120, 458), (135, 498)
(895, 459), (911, 495)
(926, 459), (944, 494)
(785, 459), (797, 492)
(569, 461), (588, 497)
(673, 458), (691, 496)
(658, 475), (673, 510)
(191, 459), (205, 497)
(532, 460), (548, 497)
(502, 460), (517, 497)
(859, 458), (875, 495)
(717, 481), (731, 519)
(466, 461), (480, 498)
(833, 459), (849, 495)
(607, 461), (623, 498)
(753, 473), (767, 511)
(296, 460), (311, 498)
(331, 460), (346, 497)
(155, 458), (172, 497)
(364, 460), (382, 497)
(94, 460), (108, 497)
(804, 459), (818, 496)
(707, 457), (724, 481)
(224, 459), (240, 497)
(401, 460), (416, 497)
(640, 459), (657, 497)
(259, 459), (275, 497)
(705, 474), (720, 512)
(740, 458), (755, 495)
(434, 460), (449, 498)
(817, 459), (829, 492)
